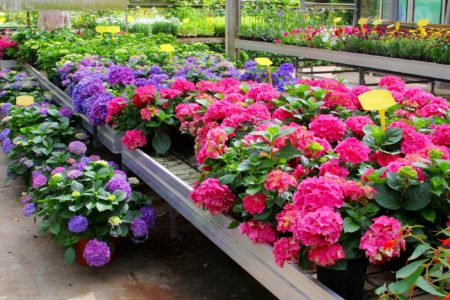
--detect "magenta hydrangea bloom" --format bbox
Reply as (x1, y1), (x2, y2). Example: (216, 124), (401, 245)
(22, 203), (35, 217)
(83, 239), (111, 267)
(32, 175), (48, 189)
(68, 141), (87, 156)
(335, 138), (371, 164)
(107, 65), (135, 86)
(59, 107), (74, 118)
(51, 167), (66, 175)
(68, 215), (88, 233)
(106, 175), (132, 199)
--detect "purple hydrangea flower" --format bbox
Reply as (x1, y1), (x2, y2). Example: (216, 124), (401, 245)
(68, 215), (88, 233)
(1, 138), (14, 154)
(39, 107), (48, 116)
(32, 174), (48, 189)
(114, 170), (127, 177)
(88, 93), (114, 125)
(106, 175), (132, 199)
(107, 65), (135, 86)
(89, 155), (101, 161)
(59, 107), (73, 118)
(108, 161), (119, 170)
(140, 206), (157, 228)
(0, 128), (10, 142)
(131, 218), (148, 238)
(22, 203), (35, 217)
(67, 169), (83, 179)
(72, 78), (106, 114)
(51, 167), (66, 175)
(68, 141), (87, 156)
(80, 157), (91, 164)
(0, 103), (12, 117)
(71, 162), (88, 171)
(83, 239), (111, 267)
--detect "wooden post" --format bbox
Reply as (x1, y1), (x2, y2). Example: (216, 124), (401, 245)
(124, 9), (129, 33)
(226, 0), (240, 61)
(26, 11), (31, 27)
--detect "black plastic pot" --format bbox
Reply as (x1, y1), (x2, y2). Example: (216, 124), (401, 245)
(317, 258), (368, 300)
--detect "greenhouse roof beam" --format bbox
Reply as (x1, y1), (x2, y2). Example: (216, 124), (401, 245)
(0, 0), (128, 11)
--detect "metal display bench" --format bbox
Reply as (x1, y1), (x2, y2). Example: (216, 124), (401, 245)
(23, 63), (341, 299)
(225, 0), (450, 88)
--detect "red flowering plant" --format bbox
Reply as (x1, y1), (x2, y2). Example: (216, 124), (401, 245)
(106, 79), (195, 154)
(0, 35), (17, 60)
(376, 226), (450, 299)
(183, 75), (450, 279)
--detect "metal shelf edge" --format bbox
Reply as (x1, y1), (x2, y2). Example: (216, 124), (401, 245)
(235, 39), (450, 81)
(122, 148), (342, 300)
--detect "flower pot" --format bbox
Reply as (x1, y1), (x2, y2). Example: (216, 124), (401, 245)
(75, 238), (117, 266)
(317, 258), (368, 300)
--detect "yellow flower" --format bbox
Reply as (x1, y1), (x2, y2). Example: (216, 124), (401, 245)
(108, 216), (122, 226)
(107, 195), (117, 202)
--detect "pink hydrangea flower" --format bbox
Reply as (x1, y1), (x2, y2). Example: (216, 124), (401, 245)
(160, 88), (183, 99)
(196, 127), (228, 165)
(400, 132), (431, 154)
(309, 244), (345, 266)
(133, 85), (156, 108)
(370, 151), (402, 167)
(293, 164), (306, 179)
(319, 158), (349, 177)
(247, 83), (279, 104)
(242, 193), (267, 215)
(388, 120), (416, 136)
(239, 220), (277, 244)
(335, 137), (371, 164)
(276, 203), (301, 233)
(191, 178), (235, 215)
(341, 180), (375, 202)
(379, 76), (406, 89)
(345, 115), (375, 137)
(293, 206), (343, 246)
(309, 114), (345, 142)
(273, 237), (301, 267)
(172, 79), (195, 93)
(430, 124), (450, 146)
(418, 97), (450, 118)
(360, 216), (405, 264)
(122, 129), (147, 151)
(272, 108), (294, 121)
(264, 169), (297, 193)
(293, 176), (344, 209)
(385, 159), (426, 181)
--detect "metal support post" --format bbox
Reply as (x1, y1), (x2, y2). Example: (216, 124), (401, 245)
(226, 0), (240, 61)
(124, 9), (129, 33)
(169, 206), (181, 240)
(358, 67), (365, 85)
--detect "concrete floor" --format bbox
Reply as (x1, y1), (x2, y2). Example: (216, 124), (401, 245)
(0, 151), (275, 300)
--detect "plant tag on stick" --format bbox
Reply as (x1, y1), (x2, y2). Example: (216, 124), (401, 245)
(358, 90), (397, 131)
(255, 57), (273, 85)
(16, 95), (34, 107)
(160, 44), (174, 61)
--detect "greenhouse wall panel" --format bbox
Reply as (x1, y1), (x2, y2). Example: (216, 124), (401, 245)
(0, 0), (128, 11)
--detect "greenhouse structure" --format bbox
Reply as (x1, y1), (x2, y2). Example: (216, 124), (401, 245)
(0, 0), (449, 299)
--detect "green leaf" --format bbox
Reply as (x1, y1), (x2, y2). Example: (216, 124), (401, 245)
(228, 220), (240, 229)
(343, 217), (360, 233)
(96, 202), (113, 212)
(415, 276), (446, 296)
(404, 183), (431, 211)
(64, 247), (75, 265)
(49, 224), (60, 235)
(421, 209), (436, 223)
(219, 174), (236, 185)
(388, 266), (423, 294)
(396, 259), (427, 279)
(275, 144), (303, 160)
(383, 127), (403, 146)
(374, 184), (401, 210)
(71, 181), (84, 192)
(408, 244), (430, 261)
(152, 131), (171, 154)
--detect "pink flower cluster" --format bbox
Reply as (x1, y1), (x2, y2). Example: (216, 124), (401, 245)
(360, 216), (405, 264)
(191, 178), (235, 215)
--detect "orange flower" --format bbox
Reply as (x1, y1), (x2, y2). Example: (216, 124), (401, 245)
(440, 238), (450, 247)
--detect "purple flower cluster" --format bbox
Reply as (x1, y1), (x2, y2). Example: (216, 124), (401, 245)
(32, 174), (48, 189)
(72, 78), (106, 114)
(0, 103), (12, 117)
(107, 65), (135, 86)
(131, 218), (148, 238)
(106, 175), (132, 199)
(88, 93), (114, 125)
(67, 169), (83, 179)
(272, 63), (296, 91)
(0, 128), (15, 154)
(68, 215), (88, 233)
(20, 193), (32, 203)
(22, 203), (35, 217)
(68, 141), (87, 156)
(59, 107), (74, 118)
(140, 206), (157, 228)
(51, 167), (66, 175)
(83, 239), (111, 267)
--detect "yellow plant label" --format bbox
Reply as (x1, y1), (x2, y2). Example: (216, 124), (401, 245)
(95, 26), (107, 34)
(358, 18), (368, 25)
(160, 44), (174, 52)
(358, 90), (396, 111)
(16, 95), (35, 107)
(333, 17), (342, 23)
(95, 26), (120, 34)
(0, 17), (6, 24)
(417, 19), (429, 27)
(255, 57), (273, 66)
(127, 16), (134, 22)
(395, 22), (400, 31)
